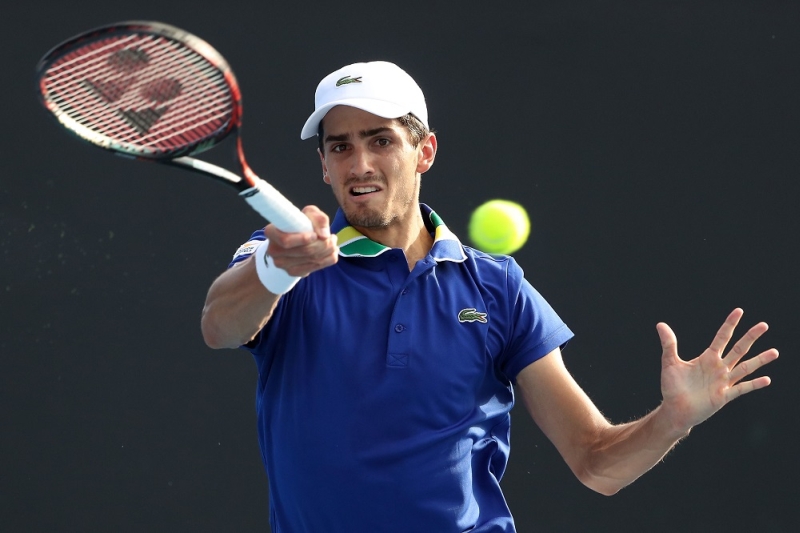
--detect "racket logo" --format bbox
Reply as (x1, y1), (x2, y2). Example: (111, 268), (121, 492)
(79, 47), (184, 136)
(335, 75), (362, 87)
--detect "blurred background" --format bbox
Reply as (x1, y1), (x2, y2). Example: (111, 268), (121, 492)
(3, 1), (797, 531)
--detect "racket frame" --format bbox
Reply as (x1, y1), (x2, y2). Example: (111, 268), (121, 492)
(36, 21), (312, 232)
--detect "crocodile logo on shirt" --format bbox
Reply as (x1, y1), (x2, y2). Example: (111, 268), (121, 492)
(458, 308), (488, 324)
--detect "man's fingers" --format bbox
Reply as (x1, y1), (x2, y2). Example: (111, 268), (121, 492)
(267, 230), (338, 276)
(708, 308), (744, 356)
(264, 205), (332, 248)
(261, 205), (339, 277)
(277, 239), (339, 276)
(722, 321), (770, 368)
(727, 374), (773, 402)
(728, 348), (779, 385)
(266, 224), (321, 250)
(302, 205), (332, 239)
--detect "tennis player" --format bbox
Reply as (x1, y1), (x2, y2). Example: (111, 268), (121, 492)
(201, 61), (778, 532)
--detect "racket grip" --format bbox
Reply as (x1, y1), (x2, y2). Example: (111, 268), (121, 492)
(240, 179), (313, 233)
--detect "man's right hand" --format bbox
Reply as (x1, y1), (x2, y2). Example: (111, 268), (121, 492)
(263, 205), (339, 278)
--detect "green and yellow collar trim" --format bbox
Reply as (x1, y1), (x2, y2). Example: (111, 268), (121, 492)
(332, 204), (467, 263)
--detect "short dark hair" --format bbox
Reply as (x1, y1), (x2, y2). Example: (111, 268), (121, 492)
(317, 113), (430, 153)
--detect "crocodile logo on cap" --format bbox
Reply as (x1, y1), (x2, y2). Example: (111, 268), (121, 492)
(336, 75), (362, 87)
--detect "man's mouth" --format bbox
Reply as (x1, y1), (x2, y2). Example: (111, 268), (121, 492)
(351, 186), (381, 196)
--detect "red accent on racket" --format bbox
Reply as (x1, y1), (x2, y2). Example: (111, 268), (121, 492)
(36, 20), (311, 232)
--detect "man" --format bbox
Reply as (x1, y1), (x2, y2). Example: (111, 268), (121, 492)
(201, 61), (777, 532)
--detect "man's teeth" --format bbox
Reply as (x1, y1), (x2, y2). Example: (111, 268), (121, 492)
(352, 186), (379, 195)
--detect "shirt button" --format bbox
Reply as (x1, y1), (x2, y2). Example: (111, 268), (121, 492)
(394, 324), (405, 333)
(401, 288), (409, 295)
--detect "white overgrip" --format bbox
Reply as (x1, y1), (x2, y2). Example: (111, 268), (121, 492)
(240, 179), (313, 233)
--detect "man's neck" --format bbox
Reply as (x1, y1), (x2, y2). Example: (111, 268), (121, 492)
(354, 210), (434, 271)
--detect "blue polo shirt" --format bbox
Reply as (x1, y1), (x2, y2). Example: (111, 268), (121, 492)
(229, 204), (573, 533)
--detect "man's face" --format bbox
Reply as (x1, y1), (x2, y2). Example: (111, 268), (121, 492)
(318, 106), (433, 230)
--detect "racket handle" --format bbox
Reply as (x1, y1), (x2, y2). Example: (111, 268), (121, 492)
(240, 179), (313, 233)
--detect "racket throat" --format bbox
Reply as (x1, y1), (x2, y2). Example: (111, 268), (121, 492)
(237, 136), (260, 188)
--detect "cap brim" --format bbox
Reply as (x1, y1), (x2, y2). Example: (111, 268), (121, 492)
(300, 98), (414, 140)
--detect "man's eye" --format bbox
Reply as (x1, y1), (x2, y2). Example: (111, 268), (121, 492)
(376, 138), (390, 147)
(331, 144), (346, 153)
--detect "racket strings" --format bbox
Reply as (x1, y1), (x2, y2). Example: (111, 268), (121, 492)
(57, 39), (230, 144)
(42, 33), (235, 155)
(73, 49), (228, 142)
(49, 37), (227, 134)
(63, 48), (228, 144)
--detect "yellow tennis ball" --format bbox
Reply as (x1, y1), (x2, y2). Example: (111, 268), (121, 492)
(468, 200), (530, 254)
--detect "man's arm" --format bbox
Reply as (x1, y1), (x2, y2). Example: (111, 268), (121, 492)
(201, 205), (338, 349)
(515, 308), (778, 496)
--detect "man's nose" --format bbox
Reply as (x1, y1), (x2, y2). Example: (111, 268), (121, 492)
(349, 146), (375, 177)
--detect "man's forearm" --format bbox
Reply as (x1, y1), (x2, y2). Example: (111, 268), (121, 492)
(201, 256), (281, 349)
(581, 405), (691, 495)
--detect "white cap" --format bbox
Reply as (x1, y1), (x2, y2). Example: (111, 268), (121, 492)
(300, 61), (428, 140)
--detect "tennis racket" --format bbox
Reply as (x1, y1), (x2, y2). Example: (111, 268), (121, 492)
(36, 20), (312, 233)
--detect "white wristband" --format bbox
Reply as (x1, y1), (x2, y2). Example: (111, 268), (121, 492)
(253, 240), (300, 295)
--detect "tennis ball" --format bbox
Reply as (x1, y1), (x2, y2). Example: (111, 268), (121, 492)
(468, 200), (530, 255)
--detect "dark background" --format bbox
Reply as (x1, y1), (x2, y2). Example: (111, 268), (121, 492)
(3, 1), (797, 531)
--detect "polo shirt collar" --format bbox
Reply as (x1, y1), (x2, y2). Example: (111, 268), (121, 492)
(331, 203), (467, 263)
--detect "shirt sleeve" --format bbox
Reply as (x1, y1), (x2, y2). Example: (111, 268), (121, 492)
(223, 228), (268, 350)
(497, 258), (574, 381)
(227, 228), (266, 269)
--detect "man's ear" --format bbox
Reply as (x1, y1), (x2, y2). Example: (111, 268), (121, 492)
(416, 132), (437, 174)
(318, 148), (331, 184)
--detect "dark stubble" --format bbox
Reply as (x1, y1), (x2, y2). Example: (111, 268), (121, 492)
(342, 173), (418, 229)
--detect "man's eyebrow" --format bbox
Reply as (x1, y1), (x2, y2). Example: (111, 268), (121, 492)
(360, 126), (393, 138)
(324, 132), (350, 144)
(323, 127), (394, 144)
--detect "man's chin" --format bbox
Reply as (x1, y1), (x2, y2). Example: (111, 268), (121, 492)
(344, 206), (391, 229)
